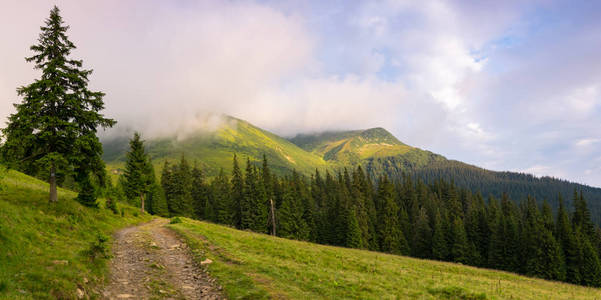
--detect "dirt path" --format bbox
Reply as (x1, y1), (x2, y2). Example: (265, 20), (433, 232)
(102, 218), (224, 300)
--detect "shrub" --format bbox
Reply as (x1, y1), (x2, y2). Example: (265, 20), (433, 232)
(170, 217), (182, 224)
(84, 233), (110, 261)
(106, 197), (119, 214)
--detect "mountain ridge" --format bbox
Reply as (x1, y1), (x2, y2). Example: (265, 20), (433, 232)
(101, 115), (601, 224)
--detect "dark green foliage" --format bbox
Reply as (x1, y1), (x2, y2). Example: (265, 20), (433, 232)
(170, 217), (182, 224)
(153, 154), (601, 288)
(148, 183), (169, 217)
(105, 196), (119, 215)
(84, 233), (110, 261)
(162, 155), (194, 217)
(231, 155), (244, 228)
(212, 169), (233, 225)
(121, 133), (154, 211)
(450, 218), (469, 264)
(76, 173), (98, 208)
(376, 176), (409, 255)
(1, 6), (115, 203)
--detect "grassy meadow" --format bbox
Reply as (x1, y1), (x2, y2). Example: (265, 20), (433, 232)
(170, 218), (601, 300)
(0, 168), (152, 299)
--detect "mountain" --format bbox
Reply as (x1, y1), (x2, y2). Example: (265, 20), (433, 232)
(102, 116), (329, 177)
(289, 128), (601, 224)
(289, 128), (447, 173)
(102, 115), (601, 224)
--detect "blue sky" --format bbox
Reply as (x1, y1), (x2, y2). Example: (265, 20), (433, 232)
(0, 0), (600, 187)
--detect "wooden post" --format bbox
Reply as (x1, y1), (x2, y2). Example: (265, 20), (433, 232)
(49, 164), (58, 203)
(140, 193), (145, 213)
(270, 198), (276, 236)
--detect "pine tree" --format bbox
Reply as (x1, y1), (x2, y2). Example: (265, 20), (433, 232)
(160, 161), (174, 214)
(377, 176), (409, 255)
(1, 6), (115, 203)
(451, 217), (469, 264)
(432, 210), (448, 260)
(580, 236), (601, 287)
(148, 183), (169, 217)
(122, 132), (153, 212)
(412, 207), (432, 258)
(191, 166), (210, 220)
(76, 173), (98, 207)
(345, 206), (363, 249)
(231, 154), (244, 228)
(212, 169), (233, 225)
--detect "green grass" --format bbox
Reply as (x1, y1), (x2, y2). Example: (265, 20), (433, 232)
(103, 115), (331, 178)
(0, 168), (152, 299)
(170, 218), (601, 300)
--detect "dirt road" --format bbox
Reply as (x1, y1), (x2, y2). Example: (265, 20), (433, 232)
(102, 218), (224, 299)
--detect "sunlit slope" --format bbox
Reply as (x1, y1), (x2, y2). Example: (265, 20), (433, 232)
(170, 218), (600, 300)
(0, 168), (151, 299)
(102, 116), (329, 177)
(289, 127), (446, 171)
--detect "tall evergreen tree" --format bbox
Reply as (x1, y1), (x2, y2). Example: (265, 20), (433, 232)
(122, 132), (153, 212)
(1, 6), (115, 202)
(231, 154), (244, 228)
(451, 217), (469, 264)
(212, 169), (233, 225)
(147, 183), (169, 217)
(376, 176), (409, 255)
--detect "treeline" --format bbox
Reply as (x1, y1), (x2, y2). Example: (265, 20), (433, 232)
(119, 134), (601, 287)
(363, 156), (601, 225)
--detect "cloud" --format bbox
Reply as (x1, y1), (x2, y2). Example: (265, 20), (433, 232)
(1, 0), (600, 187)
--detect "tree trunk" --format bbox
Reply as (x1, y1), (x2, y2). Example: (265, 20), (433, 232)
(140, 193), (145, 213)
(49, 164), (58, 203)
(270, 198), (276, 236)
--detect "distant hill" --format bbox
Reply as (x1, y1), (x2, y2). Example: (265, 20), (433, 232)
(102, 116), (329, 177)
(102, 115), (601, 224)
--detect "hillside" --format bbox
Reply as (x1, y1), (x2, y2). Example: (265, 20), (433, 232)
(102, 116), (329, 177)
(169, 218), (601, 299)
(290, 129), (601, 224)
(103, 116), (601, 224)
(0, 168), (151, 299)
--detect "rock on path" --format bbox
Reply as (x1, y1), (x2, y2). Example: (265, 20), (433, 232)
(102, 218), (224, 300)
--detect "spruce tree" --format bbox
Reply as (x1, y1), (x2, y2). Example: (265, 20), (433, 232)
(580, 236), (601, 287)
(412, 207), (432, 258)
(377, 176), (409, 255)
(148, 183), (169, 217)
(171, 155), (194, 217)
(1, 6), (115, 202)
(345, 206), (363, 249)
(231, 154), (244, 228)
(212, 169), (233, 225)
(122, 132), (153, 212)
(451, 217), (469, 264)
(432, 210), (449, 260)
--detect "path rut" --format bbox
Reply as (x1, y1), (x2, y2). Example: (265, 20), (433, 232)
(102, 218), (224, 300)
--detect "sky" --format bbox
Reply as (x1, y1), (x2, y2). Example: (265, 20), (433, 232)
(0, 0), (600, 187)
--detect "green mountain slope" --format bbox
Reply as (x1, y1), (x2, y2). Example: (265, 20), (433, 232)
(290, 128), (601, 224)
(0, 167), (150, 299)
(102, 116), (329, 177)
(290, 127), (446, 169)
(103, 116), (601, 223)
(170, 217), (600, 299)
